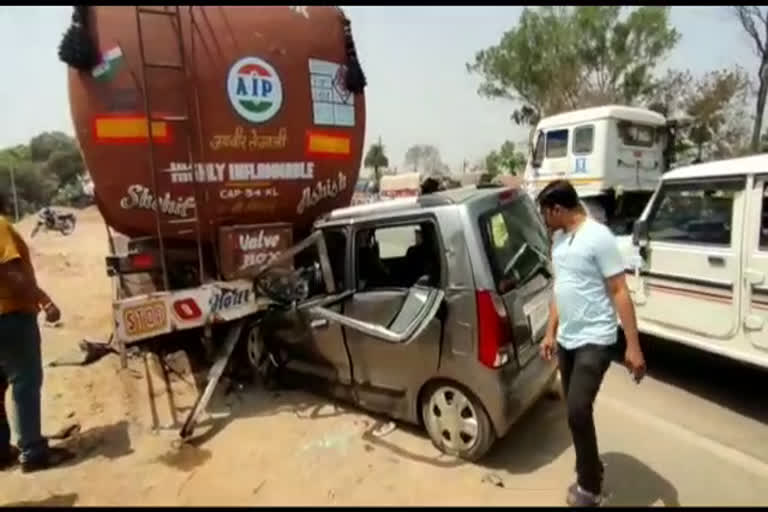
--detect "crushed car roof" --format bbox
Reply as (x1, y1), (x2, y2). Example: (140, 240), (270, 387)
(317, 184), (517, 227)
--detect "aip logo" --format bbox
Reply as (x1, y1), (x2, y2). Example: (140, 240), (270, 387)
(227, 56), (283, 124)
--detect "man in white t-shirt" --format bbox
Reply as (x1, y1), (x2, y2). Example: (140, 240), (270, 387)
(537, 180), (646, 507)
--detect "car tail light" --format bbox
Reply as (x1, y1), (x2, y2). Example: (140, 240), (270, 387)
(476, 290), (513, 368)
(130, 252), (155, 270)
(498, 188), (519, 203)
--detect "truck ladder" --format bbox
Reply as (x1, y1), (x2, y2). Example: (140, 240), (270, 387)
(134, 5), (205, 291)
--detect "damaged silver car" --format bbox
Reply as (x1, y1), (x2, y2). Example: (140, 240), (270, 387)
(244, 185), (559, 461)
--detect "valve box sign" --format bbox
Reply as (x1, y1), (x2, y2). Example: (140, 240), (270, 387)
(218, 223), (293, 279)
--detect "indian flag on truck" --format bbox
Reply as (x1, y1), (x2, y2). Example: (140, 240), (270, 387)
(91, 46), (124, 81)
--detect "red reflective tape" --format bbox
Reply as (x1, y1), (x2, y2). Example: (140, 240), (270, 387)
(305, 130), (351, 158)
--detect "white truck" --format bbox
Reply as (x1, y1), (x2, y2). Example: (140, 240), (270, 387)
(622, 153), (768, 370)
(524, 105), (676, 234)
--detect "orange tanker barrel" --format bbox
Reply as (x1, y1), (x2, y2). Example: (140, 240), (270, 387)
(62, 5), (366, 242)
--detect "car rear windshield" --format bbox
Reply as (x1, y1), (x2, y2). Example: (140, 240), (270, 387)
(480, 193), (550, 291)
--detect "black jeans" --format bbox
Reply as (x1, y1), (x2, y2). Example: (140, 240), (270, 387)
(558, 343), (614, 495)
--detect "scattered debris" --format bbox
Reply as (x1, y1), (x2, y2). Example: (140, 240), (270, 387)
(481, 472), (506, 488)
(301, 431), (358, 453)
(161, 350), (194, 385)
(364, 444), (374, 453)
(253, 480), (266, 495)
(372, 421), (396, 438)
(49, 338), (115, 367)
(66, 411), (76, 419)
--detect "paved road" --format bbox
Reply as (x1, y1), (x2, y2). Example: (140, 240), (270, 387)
(324, 333), (768, 506)
(477, 335), (768, 506)
(252, 334), (768, 506)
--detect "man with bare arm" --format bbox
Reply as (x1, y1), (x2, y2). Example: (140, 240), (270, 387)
(537, 180), (646, 507)
(0, 194), (74, 472)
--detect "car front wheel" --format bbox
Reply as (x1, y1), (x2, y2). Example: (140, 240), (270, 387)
(421, 382), (496, 461)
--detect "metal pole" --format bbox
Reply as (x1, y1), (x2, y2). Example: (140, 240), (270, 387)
(9, 164), (19, 222)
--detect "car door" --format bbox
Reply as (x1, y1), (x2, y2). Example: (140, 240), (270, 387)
(313, 220), (444, 417)
(637, 177), (744, 339)
(742, 176), (768, 353)
(264, 228), (353, 384)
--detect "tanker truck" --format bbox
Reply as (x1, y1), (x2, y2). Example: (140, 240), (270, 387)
(59, 5), (368, 435)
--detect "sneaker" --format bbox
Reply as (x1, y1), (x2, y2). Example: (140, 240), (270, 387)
(0, 446), (20, 470)
(20, 447), (76, 474)
(567, 483), (602, 507)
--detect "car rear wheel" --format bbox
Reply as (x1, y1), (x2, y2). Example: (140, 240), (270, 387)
(421, 382), (496, 461)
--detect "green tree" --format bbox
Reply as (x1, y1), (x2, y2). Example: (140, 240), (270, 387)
(0, 132), (90, 216)
(29, 131), (75, 162)
(732, 6), (768, 152)
(648, 67), (752, 163)
(46, 147), (85, 187)
(404, 144), (444, 174)
(364, 140), (389, 191)
(485, 150), (501, 177)
(685, 68), (751, 161)
(484, 140), (528, 177)
(467, 6), (680, 126)
(497, 140), (527, 175)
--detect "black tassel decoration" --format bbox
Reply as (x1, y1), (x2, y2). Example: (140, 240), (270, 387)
(339, 9), (366, 94)
(58, 5), (99, 71)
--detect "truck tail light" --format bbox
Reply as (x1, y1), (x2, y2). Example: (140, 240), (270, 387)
(131, 252), (156, 270)
(476, 290), (513, 368)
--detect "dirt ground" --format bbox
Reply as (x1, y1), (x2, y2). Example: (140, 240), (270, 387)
(3, 207), (768, 506)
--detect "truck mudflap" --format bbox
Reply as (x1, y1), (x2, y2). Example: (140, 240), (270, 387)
(113, 279), (272, 345)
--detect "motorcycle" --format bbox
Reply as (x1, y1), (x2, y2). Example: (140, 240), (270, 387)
(30, 208), (77, 238)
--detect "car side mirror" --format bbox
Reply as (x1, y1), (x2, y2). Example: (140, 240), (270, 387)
(632, 219), (650, 260)
(632, 219), (649, 247)
(531, 133), (544, 168)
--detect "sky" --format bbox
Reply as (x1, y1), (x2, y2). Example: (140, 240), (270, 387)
(0, 6), (758, 171)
